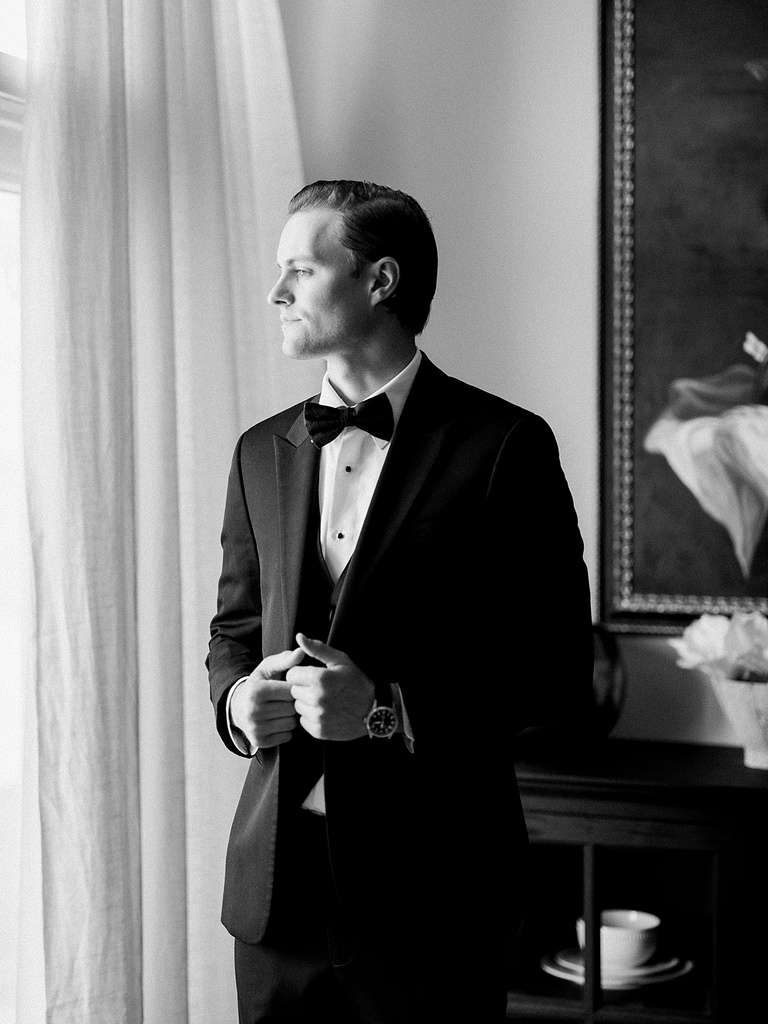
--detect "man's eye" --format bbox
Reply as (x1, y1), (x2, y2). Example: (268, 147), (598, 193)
(295, 268), (311, 277)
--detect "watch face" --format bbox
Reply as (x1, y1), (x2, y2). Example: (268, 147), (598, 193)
(367, 705), (398, 738)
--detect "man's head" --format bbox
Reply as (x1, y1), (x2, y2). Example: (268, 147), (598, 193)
(286, 180), (438, 337)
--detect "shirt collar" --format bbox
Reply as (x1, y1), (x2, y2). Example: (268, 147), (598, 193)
(319, 349), (422, 449)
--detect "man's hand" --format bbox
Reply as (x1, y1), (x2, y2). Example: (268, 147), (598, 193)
(230, 648), (304, 750)
(286, 633), (376, 741)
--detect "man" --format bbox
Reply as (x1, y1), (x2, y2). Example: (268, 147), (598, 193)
(208, 180), (593, 1023)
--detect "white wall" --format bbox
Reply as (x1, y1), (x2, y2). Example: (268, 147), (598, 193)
(277, 0), (737, 747)
(279, 0), (599, 581)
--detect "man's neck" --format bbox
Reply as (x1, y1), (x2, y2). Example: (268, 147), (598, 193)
(325, 337), (417, 405)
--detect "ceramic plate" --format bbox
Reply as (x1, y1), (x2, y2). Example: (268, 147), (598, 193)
(541, 949), (694, 990)
(555, 947), (679, 978)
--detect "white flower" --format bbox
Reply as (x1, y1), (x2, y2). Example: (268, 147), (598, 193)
(723, 612), (768, 679)
(670, 611), (768, 682)
(669, 614), (730, 670)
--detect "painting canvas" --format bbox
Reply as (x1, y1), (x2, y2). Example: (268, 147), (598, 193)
(601, 0), (768, 631)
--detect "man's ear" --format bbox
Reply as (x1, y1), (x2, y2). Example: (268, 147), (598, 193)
(369, 257), (400, 307)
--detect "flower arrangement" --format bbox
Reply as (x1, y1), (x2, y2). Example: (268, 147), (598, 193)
(669, 611), (768, 683)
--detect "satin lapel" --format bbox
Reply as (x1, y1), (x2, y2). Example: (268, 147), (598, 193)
(275, 408), (319, 647)
(329, 357), (454, 637)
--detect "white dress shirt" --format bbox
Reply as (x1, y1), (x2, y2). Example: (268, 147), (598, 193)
(227, 350), (421, 812)
(317, 349), (422, 583)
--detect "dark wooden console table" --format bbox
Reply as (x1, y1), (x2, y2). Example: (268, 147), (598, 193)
(507, 739), (768, 1022)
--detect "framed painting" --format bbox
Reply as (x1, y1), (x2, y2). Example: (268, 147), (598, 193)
(601, 0), (768, 632)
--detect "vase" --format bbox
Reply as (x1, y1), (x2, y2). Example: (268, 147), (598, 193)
(708, 675), (768, 769)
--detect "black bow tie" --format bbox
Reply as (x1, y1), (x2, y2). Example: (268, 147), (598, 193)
(303, 393), (394, 448)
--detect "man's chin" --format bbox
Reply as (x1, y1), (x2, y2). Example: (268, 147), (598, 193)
(282, 338), (327, 362)
(283, 341), (305, 359)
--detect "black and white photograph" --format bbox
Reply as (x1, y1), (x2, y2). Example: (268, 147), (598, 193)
(1, 2), (766, 1023)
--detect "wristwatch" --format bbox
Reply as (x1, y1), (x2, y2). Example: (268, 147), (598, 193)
(363, 682), (399, 739)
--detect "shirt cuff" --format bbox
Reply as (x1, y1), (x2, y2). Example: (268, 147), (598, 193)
(391, 683), (415, 752)
(226, 677), (256, 757)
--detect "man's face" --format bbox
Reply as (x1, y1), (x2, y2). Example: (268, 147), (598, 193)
(268, 207), (374, 360)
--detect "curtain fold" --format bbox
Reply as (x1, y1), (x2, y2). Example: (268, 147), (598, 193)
(20, 1), (317, 1020)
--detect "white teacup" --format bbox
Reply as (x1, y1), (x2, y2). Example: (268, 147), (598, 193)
(576, 909), (660, 971)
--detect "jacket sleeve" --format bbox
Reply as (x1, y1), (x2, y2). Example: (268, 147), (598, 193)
(207, 435), (263, 754)
(485, 412), (594, 737)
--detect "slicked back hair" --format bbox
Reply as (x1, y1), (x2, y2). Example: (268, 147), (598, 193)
(288, 180), (438, 336)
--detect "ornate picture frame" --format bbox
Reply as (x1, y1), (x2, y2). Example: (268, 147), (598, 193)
(600, 0), (768, 633)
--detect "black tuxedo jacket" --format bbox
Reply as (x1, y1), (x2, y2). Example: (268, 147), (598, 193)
(208, 354), (593, 948)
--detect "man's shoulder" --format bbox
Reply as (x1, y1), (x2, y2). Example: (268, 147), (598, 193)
(427, 359), (543, 432)
(447, 373), (526, 415)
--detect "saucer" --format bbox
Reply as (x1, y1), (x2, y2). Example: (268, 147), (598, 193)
(556, 947), (679, 978)
(541, 947), (693, 990)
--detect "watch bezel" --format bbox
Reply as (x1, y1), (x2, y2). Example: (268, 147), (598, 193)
(365, 702), (398, 739)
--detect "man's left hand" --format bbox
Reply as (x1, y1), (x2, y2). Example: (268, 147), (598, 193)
(286, 633), (375, 740)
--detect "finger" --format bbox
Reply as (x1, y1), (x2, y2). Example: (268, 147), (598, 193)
(298, 719), (322, 740)
(257, 679), (297, 703)
(295, 708), (324, 739)
(285, 665), (319, 688)
(289, 678), (327, 706)
(253, 703), (297, 723)
(257, 647), (305, 679)
(255, 714), (298, 737)
(292, 697), (317, 719)
(295, 633), (350, 668)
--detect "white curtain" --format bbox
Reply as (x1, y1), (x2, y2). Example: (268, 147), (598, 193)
(19, 0), (318, 1020)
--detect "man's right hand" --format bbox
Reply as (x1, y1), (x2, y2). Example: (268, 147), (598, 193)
(230, 647), (304, 750)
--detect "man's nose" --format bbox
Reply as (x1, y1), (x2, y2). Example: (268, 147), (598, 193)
(267, 274), (291, 306)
